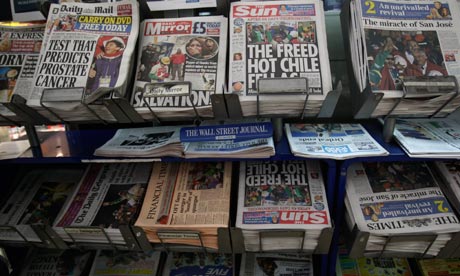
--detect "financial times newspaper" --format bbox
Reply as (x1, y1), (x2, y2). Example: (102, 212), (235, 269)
(28, 0), (139, 107)
(131, 16), (227, 118)
(285, 123), (388, 159)
(229, 0), (332, 113)
(354, 0), (460, 96)
(236, 160), (331, 230)
(346, 162), (460, 235)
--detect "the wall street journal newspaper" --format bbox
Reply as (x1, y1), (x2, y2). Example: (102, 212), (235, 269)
(131, 16), (227, 119)
(229, 0), (332, 116)
(28, 0), (139, 107)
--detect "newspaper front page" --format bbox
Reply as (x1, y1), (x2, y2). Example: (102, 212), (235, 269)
(346, 162), (460, 235)
(131, 16), (227, 119)
(145, 0), (217, 11)
(28, 0), (139, 107)
(241, 253), (313, 276)
(286, 123), (388, 159)
(229, 0), (332, 116)
(89, 250), (161, 276)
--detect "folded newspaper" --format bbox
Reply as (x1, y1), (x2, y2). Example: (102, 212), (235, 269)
(393, 118), (460, 158)
(132, 16), (227, 120)
(54, 163), (152, 248)
(163, 252), (233, 276)
(240, 253), (314, 276)
(345, 162), (460, 256)
(89, 250), (162, 276)
(135, 161), (232, 249)
(434, 161), (460, 215)
(229, 0), (332, 117)
(285, 123), (388, 159)
(25, 0), (139, 122)
(349, 0), (460, 117)
(94, 126), (183, 158)
(236, 160), (331, 252)
(184, 138), (275, 159)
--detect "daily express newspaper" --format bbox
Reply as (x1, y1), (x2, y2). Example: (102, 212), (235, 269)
(241, 253), (313, 276)
(27, 0), (139, 107)
(236, 160), (331, 230)
(89, 250), (161, 276)
(131, 16), (227, 118)
(285, 123), (389, 159)
(356, 0), (460, 96)
(54, 163), (152, 239)
(346, 162), (460, 235)
(229, 1), (332, 108)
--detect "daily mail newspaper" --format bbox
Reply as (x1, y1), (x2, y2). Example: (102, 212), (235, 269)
(236, 160), (331, 230)
(346, 162), (460, 235)
(131, 16), (227, 119)
(54, 163), (152, 244)
(27, 0), (139, 107)
(285, 123), (388, 159)
(229, 0), (332, 116)
(0, 22), (44, 117)
(355, 0), (460, 97)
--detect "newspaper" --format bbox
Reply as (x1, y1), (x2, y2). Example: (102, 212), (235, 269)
(131, 16), (227, 119)
(54, 163), (152, 244)
(418, 258), (460, 276)
(394, 118), (460, 158)
(94, 126), (183, 157)
(337, 255), (413, 276)
(0, 22), (44, 117)
(0, 140), (30, 160)
(145, 0), (217, 11)
(346, 162), (460, 235)
(89, 250), (161, 276)
(434, 160), (460, 214)
(9, 0), (46, 22)
(285, 123), (388, 159)
(163, 252), (233, 276)
(240, 253), (313, 276)
(236, 160), (331, 230)
(229, 0), (332, 116)
(352, 0), (460, 97)
(27, 0), (139, 107)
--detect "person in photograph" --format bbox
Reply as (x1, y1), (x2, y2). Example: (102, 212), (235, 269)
(169, 48), (186, 81)
(139, 43), (160, 81)
(250, 25), (265, 43)
(279, 4), (289, 15)
(185, 38), (204, 59)
(403, 40), (420, 64)
(149, 56), (170, 82)
(202, 38), (218, 59)
(441, 7), (451, 18)
(201, 73), (215, 90)
(233, 53), (242, 61)
(88, 37), (125, 93)
(427, 1), (443, 19)
(405, 48), (447, 76)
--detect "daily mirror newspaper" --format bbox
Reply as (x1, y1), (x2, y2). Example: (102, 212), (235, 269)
(229, 0), (332, 116)
(131, 16), (227, 119)
(28, 0), (139, 107)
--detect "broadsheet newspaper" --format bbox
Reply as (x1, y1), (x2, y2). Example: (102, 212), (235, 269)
(27, 0), (139, 107)
(434, 161), (460, 214)
(229, 0), (332, 116)
(89, 250), (161, 276)
(240, 253), (313, 276)
(0, 22), (44, 117)
(131, 16), (227, 119)
(184, 138), (275, 159)
(54, 163), (152, 244)
(285, 123), (388, 159)
(354, 0), (460, 97)
(346, 162), (460, 235)
(146, 0), (217, 11)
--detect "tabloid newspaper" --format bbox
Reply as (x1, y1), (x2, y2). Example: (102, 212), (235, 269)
(54, 163), (152, 245)
(163, 252), (233, 276)
(236, 160), (331, 231)
(285, 123), (388, 159)
(93, 126), (183, 157)
(135, 162), (232, 249)
(240, 253), (313, 276)
(19, 249), (94, 276)
(229, 0), (332, 116)
(89, 250), (161, 276)
(337, 255), (413, 276)
(131, 16), (227, 119)
(346, 162), (460, 235)
(393, 118), (460, 158)
(28, 0), (139, 108)
(0, 167), (85, 243)
(145, 0), (217, 11)
(0, 22), (44, 117)
(434, 160), (460, 214)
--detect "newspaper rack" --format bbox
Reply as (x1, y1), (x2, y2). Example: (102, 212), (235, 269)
(230, 226), (333, 255)
(0, 224), (67, 249)
(345, 224), (460, 258)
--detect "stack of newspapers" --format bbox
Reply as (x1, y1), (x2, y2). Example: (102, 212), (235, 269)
(94, 126), (183, 158)
(132, 16), (227, 120)
(0, 22), (45, 122)
(345, 162), (460, 257)
(236, 160), (331, 252)
(393, 118), (460, 158)
(229, 0), (332, 117)
(434, 160), (460, 214)
(184, 138), (275, 159)
(0, 167), (85, 244)
(53, 163), (152, 248)
(22, 0), (139, 122)
(348, 0), (460, 117)
(240, 253), (314, 276)
(285, 123), (388, 159)
(163, 252), (233, 276)
(135, 162), (232, 249)
(89, 250), (162, 276)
